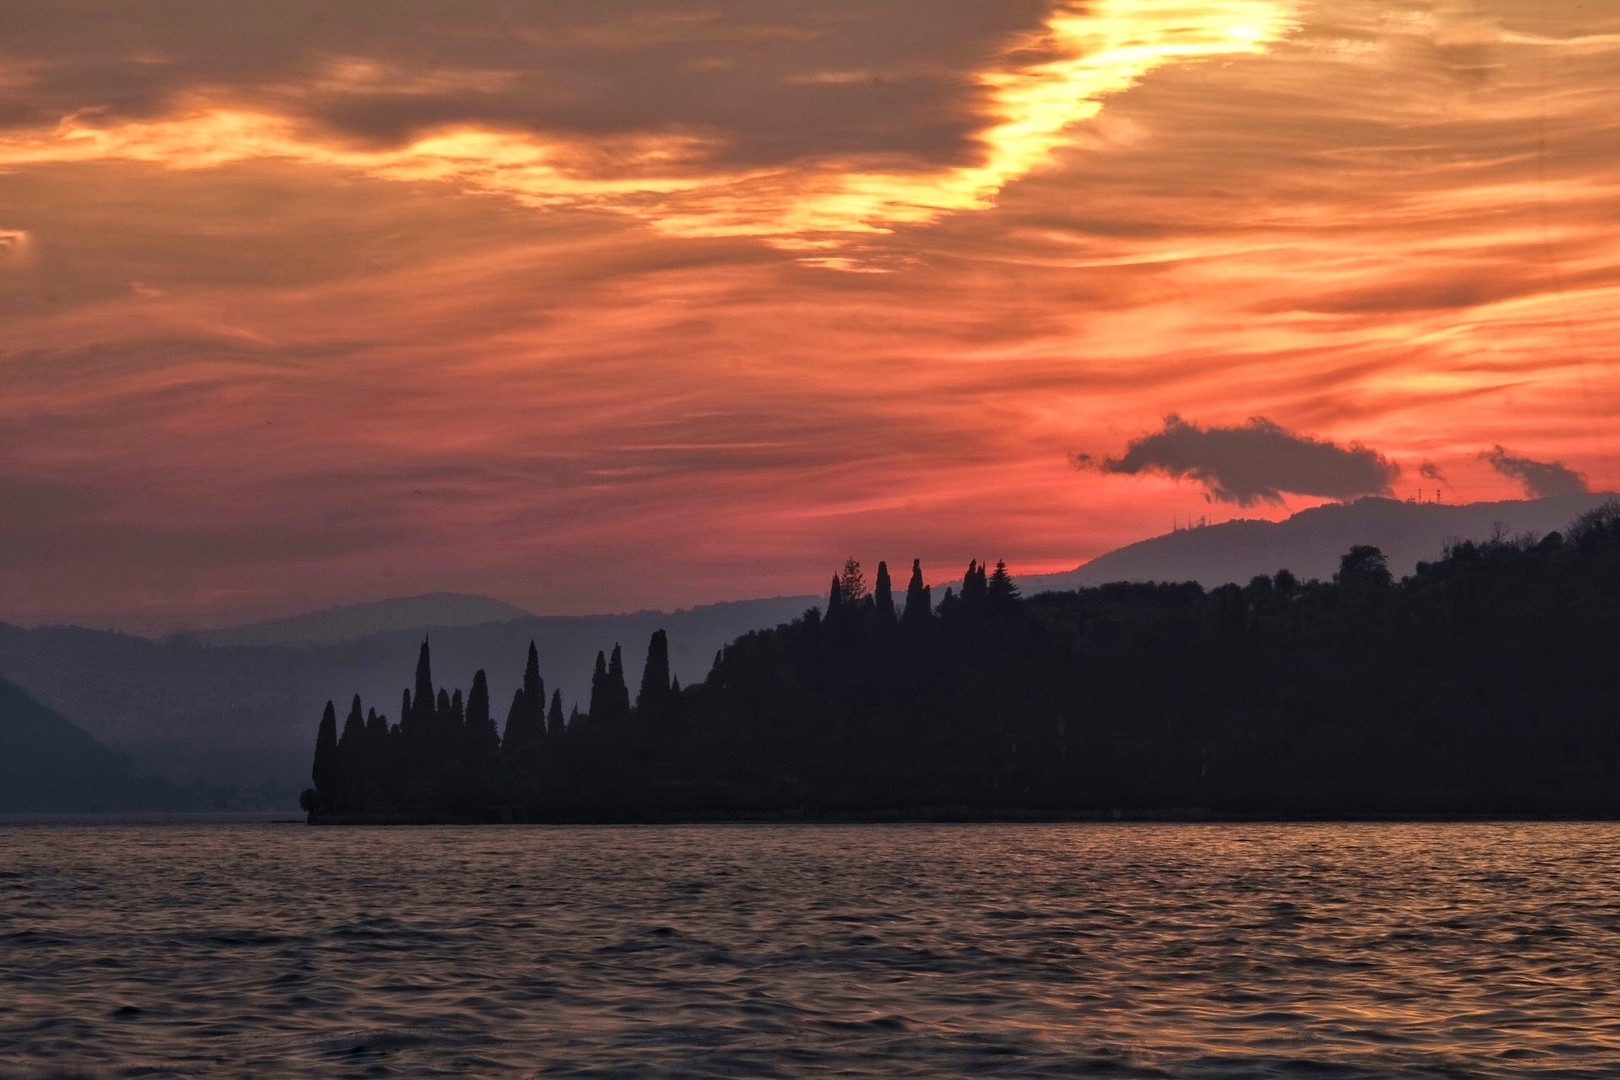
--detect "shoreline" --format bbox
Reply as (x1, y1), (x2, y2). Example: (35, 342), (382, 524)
(303, 806), (1620, 826)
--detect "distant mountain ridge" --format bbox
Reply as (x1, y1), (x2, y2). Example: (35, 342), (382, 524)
(184, 592), (534, 648)
(1023, 493), (1615, 593)
(0, 595), (818, 806)
(0, 677), (223, 812)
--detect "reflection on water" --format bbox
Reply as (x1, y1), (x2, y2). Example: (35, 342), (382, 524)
(3, 823), (1619, 1078)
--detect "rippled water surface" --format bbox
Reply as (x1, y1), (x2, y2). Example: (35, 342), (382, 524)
(4, 823), (1620, 1078)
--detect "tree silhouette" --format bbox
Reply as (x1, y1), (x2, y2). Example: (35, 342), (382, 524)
(638, 629), (672, 722)
(1336, 545), (1392, 589)
(311, 700), (339, 808)
(546, 689), (565, 737)
(307, 505), (1620, 821)
(336, 694), (367, 808)
(465, 670), (498, 762)
(987, 560), (1019, 605)
(874, 561), (895, 622)
(840, 557), (867, 603)
(502, 688), (528, 754)
(902, 558), (931, 625)
(412, 639), (436, 731)
(605, 644), (632, 725)
(522, 640), (544, 735)
(587, 650), (609, 723)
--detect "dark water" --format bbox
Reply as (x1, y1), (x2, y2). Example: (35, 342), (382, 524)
(4, 824), (1620, 1079)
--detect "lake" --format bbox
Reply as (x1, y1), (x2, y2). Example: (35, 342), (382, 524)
(3, 823), (1618, 1078)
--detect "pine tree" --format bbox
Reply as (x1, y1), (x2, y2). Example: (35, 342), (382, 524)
(637, 630), (671, 722)
(311, 700), (339, 808)
(840, 557), (866, 603)
(874, 561), (895, 622)
(987, 559), (1019, 605)
(546, 689), (565, 737)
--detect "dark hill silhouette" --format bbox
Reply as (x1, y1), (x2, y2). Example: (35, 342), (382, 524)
(303, 501), (1620, 821)
(1026, 493), (1613, 591)
(181, 592), (534, 648)
(0, 678), (224, 812)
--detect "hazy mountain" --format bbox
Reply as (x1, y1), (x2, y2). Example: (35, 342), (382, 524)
(0, 595), (816, 807)
(0, 677), (223, 812)
(1022, 493), (1616, 593)
(183, 592), (534, 648)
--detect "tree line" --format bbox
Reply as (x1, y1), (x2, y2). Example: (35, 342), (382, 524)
(305, 501), (1620, 819)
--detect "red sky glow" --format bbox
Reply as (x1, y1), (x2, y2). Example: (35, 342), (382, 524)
(2, 0), (1617, 632)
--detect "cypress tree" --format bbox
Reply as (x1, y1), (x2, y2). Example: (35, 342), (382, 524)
(365, 707), (388, 760)
(399, 688), (413, 738)
(435, 688), (452, 735)
(522, 641), (544, 733)
(607, 644), (631, 723)
(311, 700), (339, 808)
(874, 561), (895, 622)
(337, 695), (366, 808)
(827, 573), (843, 621)
(464, 670), (499, 803)
(546, 689), (565, 737)
(412, 639), (436, 731)
(637, 630), (671, 722)
(961, 560), (988, 607)
(502, 687), (527, 754)
(366, 706), (389, 798)
(450, 688), (465, 732)
(466, 670), (497, 758)
(903, 558), (930, 624)
(588, 650), (609, 722)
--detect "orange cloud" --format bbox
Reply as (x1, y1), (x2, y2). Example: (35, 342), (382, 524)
(1, 0), (1618, 632)
(0, 1), (1296, 260)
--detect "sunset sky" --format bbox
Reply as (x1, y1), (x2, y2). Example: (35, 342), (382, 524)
(3, 0), (1617, 633)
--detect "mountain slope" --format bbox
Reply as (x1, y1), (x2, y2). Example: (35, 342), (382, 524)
(0, 595), (818, 805)
(186, 592), (534, 648)
(1027, 493), (1615, 592)
(0, 677), (221, 812)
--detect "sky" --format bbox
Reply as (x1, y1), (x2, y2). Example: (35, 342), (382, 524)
(2, 0), (1617, 633)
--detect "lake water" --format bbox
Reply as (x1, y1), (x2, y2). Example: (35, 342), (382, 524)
(3, 823), (1619, 1079)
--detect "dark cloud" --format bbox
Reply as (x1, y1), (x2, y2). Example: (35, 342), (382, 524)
(1081, 415), (1400, 507)
(1481, 445), (1588, 498)
(0, 1), (1049, 168)
(1419, 461), (1446, 482)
